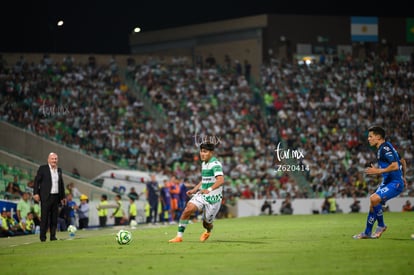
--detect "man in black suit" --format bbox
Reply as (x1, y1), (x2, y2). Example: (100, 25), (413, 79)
(33, 152), (66, 242)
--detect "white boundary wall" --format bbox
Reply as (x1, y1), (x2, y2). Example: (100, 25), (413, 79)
(236, 197), (412, 217)
(3, 197), (412, 228)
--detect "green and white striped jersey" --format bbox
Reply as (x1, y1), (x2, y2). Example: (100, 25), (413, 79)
(201, 156), (224, 204)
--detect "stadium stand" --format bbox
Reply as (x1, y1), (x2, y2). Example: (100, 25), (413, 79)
(0, 163), (34, 199)
(0, 52), (413, 204)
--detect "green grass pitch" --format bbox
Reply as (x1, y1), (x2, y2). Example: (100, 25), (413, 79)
(1, 212), (413, 274)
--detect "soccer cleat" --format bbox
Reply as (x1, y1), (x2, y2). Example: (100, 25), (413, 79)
(371, 226), (387, 239)
(352, 232), (371, 239)
(200, 231), (211, 242)
(168, 236), (183, 243)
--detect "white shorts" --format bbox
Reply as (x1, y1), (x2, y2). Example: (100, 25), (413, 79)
(189, 193), (222, 223)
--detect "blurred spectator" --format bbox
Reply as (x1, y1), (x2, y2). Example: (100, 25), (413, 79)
(128, 196), (137, 224)
(31, 200), (41, 227)
(77, 194), (89, 229)
(12, 178), (23, 196)
(244, 60), (251, 82)
(18, 212), (35, 234)
(4, 182), (20, 199)
(66, 182), (81, 198)
(217, 196), (230, 219)
(26, 180), (34, 193)
(57, 206), (67, 232)
(177, 178), (189, 220)
(350, 198), (361, 213)
(328, 193), (337, 213)
(159, 179), (173, 224)
(402, 200), (413, 212)
(205, 53), (216, 68)
(60, 193), (77, 226)
(97, 194), (108, 228)
(241, 185), (255, 199)
(16, 192), (31, 223)
(6, 209), (22, 235)
(280, 194), (293, 215)
(261, 200), (274, 215)
(168, 176), (180, 222)
(72, 168), (80, 179)
(146, 174), (160, 224)
(235, 59), (242, 75)
(321, 197), (330, 214)
(1, 208), (12, 237)
(128, 187), (139, 201)
(111, 194), (125, 226)
(7, 175), (23, 197)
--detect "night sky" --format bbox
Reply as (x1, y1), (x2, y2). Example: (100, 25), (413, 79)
(0, 0), (410, 54)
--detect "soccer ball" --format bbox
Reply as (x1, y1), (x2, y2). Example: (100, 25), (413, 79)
(116, 230), (132, 245)
(67, 225), (77, 233)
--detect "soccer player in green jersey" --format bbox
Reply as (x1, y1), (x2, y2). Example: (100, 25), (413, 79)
(169, 142), (224, 243)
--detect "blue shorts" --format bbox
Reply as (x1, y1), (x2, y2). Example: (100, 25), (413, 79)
(375, 180), (404, 203)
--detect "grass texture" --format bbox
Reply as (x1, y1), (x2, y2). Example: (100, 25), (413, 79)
(1, 212), (413, 274)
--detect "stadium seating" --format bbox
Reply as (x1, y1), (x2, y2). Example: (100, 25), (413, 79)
(0, 163), (34, 199)
(0, 53), (412, 202)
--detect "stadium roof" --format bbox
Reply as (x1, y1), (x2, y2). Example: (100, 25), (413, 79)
(1, 0), (410, 54)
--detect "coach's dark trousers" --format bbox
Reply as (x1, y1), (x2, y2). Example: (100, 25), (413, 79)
(40, 194), (60, 241)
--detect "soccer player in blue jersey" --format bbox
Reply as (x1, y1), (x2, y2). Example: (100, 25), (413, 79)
(353, 126), (406, 239)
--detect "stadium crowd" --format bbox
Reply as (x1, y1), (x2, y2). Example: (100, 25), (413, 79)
(0, 52), (413, 203)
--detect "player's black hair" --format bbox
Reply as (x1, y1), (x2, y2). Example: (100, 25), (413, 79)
(200, 143), (215, 151)
(368, 125), (385, 138)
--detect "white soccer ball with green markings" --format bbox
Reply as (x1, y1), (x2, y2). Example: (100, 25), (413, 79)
(116, 229), (132, 245)
(67, 225), (77, 233)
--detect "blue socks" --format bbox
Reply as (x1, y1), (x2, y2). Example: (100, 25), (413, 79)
(364, 212), (376, 235)
(364, 204), (385, 235)
(374, 204), (384, 227)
